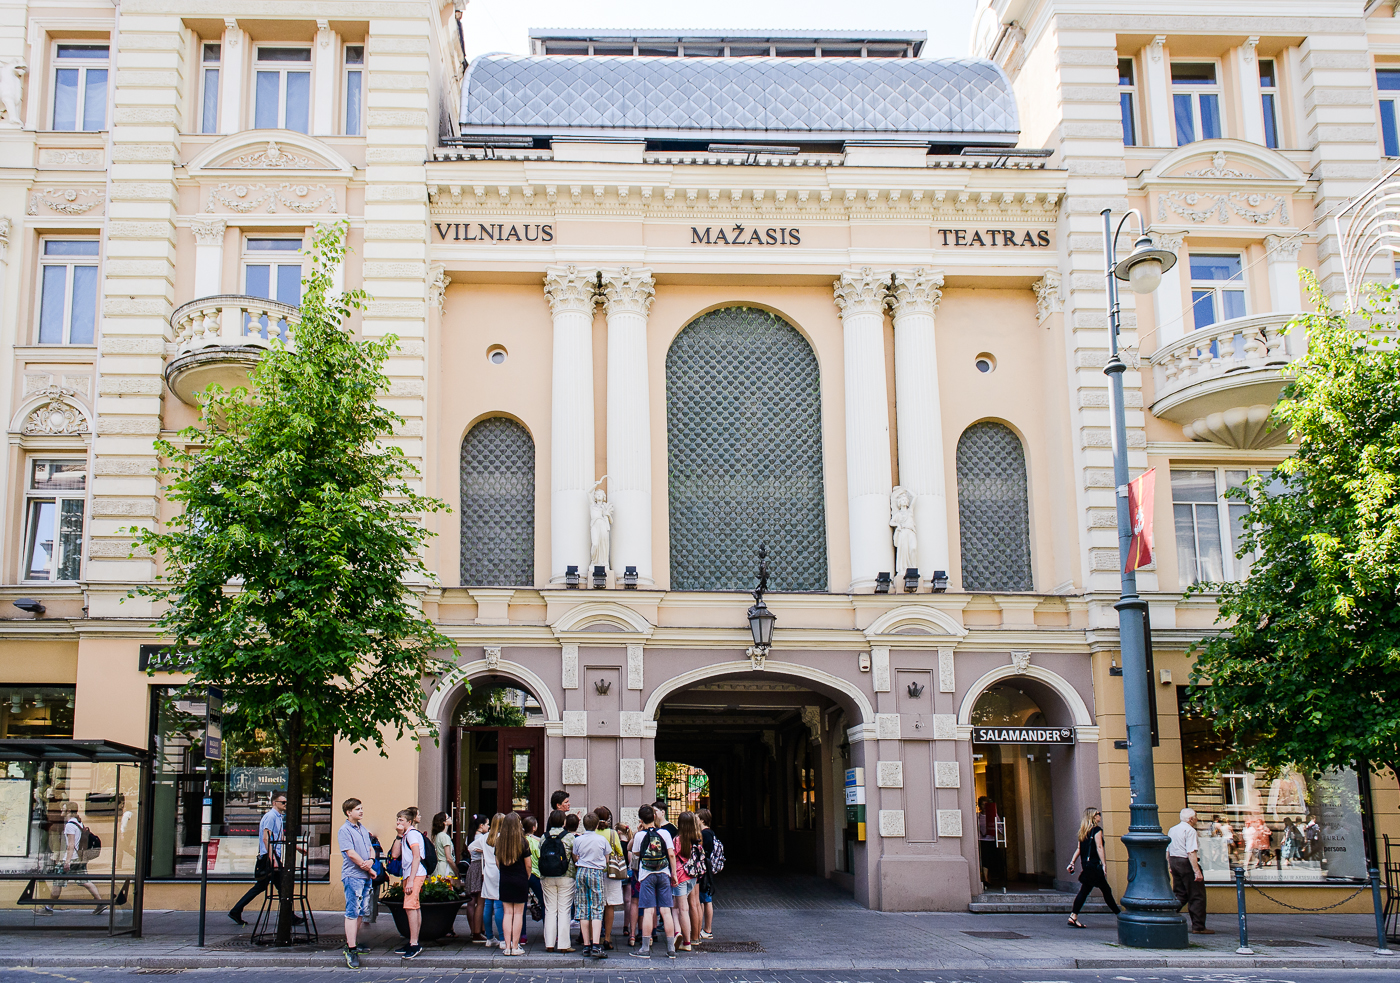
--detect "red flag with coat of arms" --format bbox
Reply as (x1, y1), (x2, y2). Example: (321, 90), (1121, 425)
(1126, 468), (1156, 573)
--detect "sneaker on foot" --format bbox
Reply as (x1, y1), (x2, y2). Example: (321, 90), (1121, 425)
(404, 944), (423, 959)
(392, 943), (411, 956)
(700, 930), (713, 939)
(93, 905), (108, 915)
(631, 947), (651, 959)
(353, 945), (372, 954)
(667, 945), (677, 959)
(343, 948), (361, 969)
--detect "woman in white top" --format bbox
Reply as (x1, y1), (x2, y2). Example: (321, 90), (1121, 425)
(463, 814), (488, 942)
(476, 813), (505, 946)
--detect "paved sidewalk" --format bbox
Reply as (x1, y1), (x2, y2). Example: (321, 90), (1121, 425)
(0, 905), (1395, 970)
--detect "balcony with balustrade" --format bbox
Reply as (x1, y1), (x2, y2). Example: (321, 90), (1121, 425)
(1148, 311), (1304, 449)
(164, 295), (300, 405)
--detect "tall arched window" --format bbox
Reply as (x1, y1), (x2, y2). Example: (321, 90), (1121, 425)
(460, 417), (535, 586)
(666, 306), (827, 591)
(956, 421), (1032, 592)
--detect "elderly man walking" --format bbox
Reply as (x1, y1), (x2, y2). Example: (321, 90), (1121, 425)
(1167, 808), (1212, 935)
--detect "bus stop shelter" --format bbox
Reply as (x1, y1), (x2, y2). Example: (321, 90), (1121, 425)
(0, 739), (149, 936)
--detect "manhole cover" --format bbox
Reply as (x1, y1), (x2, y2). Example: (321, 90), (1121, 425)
(699, 941), (765, 953)
(1323, 935), (1397, 947)
(962, 931), (1030, 940)
(1256, 939), (1323, 947)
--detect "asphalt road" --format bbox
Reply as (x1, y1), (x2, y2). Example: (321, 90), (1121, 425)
(1, 969), (1395, 983)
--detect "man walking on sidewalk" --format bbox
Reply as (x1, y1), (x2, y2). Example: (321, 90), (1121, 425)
(229, 791), (288, 926)
(1167, 808), (1212, 935)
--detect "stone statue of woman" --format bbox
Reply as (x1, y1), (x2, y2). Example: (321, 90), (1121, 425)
(890, 485), (917, 575)
(589, 477), (613, 570)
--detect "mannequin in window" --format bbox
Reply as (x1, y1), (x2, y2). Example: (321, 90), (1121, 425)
(589, 478), (613, 571)
(890, 485), (917, 575)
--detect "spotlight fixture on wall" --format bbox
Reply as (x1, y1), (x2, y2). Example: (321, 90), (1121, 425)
(874, 572), (892, 594)
(623, 565), (639, 589)
(13, 598), (45, 616)
(903, 568), (920, 594)
(564, 565), (581, 589)
(591, 565), (607, 589)
(931, 570), (949, 593)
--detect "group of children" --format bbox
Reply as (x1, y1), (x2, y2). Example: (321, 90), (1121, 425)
(335, 791), (723, 967)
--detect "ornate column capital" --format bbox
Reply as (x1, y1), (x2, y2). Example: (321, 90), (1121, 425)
(1264, 233), (1303, 263)
(601, 266), (655, 318)
(1033, 269), (1063, 322)
(190, 218), (226, 245)
(1151, 231), (1185, 254)
(0, 217), (11, 264)
(428, 262), (450, 315)
(888, 268), (944, 318)
(544, 264), (599, 317)
(833, 267), (889, 318)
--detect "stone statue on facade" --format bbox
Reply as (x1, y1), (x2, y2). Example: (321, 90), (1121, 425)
(0, 59), (26, 126)
(890, 485), (917, 574)
(589, 477), (613, 570)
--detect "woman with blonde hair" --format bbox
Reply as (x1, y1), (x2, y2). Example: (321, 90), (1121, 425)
(1065, 807), (1120, 928)
(495, 813), (532, 956)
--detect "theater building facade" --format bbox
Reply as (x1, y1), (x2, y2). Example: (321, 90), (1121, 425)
(0, 0), (1395, 914)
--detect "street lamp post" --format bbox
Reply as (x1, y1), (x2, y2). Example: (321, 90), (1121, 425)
(1101, 208), (1187, 950)
(746, 546), (775, 669)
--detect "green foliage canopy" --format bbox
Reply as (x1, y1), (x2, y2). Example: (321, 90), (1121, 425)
(1188, 276), (1400, 779)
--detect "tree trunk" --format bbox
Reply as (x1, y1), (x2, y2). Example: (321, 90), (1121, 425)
(276, 710), (304, 945)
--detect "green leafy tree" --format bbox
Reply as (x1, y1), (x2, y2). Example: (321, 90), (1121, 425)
(1188, 275), (1400, 782)
(135, 223), (458, 942)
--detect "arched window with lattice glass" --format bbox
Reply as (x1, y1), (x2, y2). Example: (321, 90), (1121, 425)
(460, 417), (535, 586)
(956, 421), (1033, 592)
(666, 306), (827, 591)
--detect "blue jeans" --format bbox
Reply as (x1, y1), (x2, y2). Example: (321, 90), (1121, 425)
(483, 898), (504, 940)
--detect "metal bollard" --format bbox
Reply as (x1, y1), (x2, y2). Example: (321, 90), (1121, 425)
(1371, 868), (1393, 955)
(1234, 865), (1253, 955)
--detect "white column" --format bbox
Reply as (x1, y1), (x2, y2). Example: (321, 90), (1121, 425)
(889, 269), (948, 581)
(833, 268), (895, 591)
(1265, 234), (1306, 355)
(1151, 233), (1187, 345)
(1235, 38), (1265, 145)
(1139, 37), (1173, 147)
(219, 19), (245, 134)
(312, 21), (338, 135)
(544, 265), (598, 583)
(601, 267), (656, 583)
(190, 219), (226, 298)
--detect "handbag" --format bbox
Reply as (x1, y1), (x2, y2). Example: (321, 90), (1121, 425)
(605, 829), (628, 880)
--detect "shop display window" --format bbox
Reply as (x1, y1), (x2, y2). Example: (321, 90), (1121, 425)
(0, 685), (76, 739)
(1178, 687), (1369, 883)
(146, 686), (332, 880)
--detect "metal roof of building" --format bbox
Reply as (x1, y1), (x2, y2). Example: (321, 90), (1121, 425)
(458, 54), (1018, 143)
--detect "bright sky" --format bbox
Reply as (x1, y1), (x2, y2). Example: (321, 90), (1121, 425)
(459, 0), (979, 62)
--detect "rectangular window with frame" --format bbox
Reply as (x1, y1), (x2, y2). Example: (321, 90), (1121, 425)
(1171, 467), (1276, 586)
(200, 42), (221, 134)
(1378, 69), (1400, 157)
(344, 45), (364, 136)
(1171, 61), (1222, 146)
(23, 459), (87, 582)
(253, 46), (311, 133)
(1189, 253), (1247, 330)
(1119, 57), (1138, 147)
(38, 240), (99, 345)
(242, 238), (303, 306)
(1259, 58), (1280, 149)
(52, 43), (109, 131)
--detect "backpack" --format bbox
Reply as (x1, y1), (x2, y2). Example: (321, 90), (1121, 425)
(538, 828), (569, 877)
(77, 824), (101, 862)
(387, 831), (436, 878)
(706, 835), (726, 875)
(638, 829), (670, 873)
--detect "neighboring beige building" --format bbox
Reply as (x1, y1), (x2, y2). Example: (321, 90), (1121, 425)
(0, 0), (1393, 917)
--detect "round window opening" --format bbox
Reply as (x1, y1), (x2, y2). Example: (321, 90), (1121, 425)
(487, 346), (508, 365)
(975, 353), (996, 374)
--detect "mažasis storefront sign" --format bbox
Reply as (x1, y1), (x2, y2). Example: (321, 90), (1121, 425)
(972, 726), (1074, 744)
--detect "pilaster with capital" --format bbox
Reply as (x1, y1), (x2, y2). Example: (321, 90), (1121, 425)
(601, 267), (656, 582)
(834, 268), (895, 589)
(544, 265), (600, 582)
(191, 219), (226, 297)
(1150, 232), (1188, 346)
(888, 268), (949, 580)
(1265, 234), (1305, 342)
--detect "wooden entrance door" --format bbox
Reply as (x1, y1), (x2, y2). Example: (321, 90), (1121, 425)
(450, 726), (545, 856)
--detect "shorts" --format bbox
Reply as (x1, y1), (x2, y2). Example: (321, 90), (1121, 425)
(605, 875), (624, 907)
(637, 873), (673, 910)
(343, 876), (374, 919)
(402, 875), (426, 910)
(674, 878), (694, 898)
(575, 867), (606, 921)
(699, 888), (713, 904)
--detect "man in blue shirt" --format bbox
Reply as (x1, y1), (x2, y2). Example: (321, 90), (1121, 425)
(229, 791), (287, 926)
